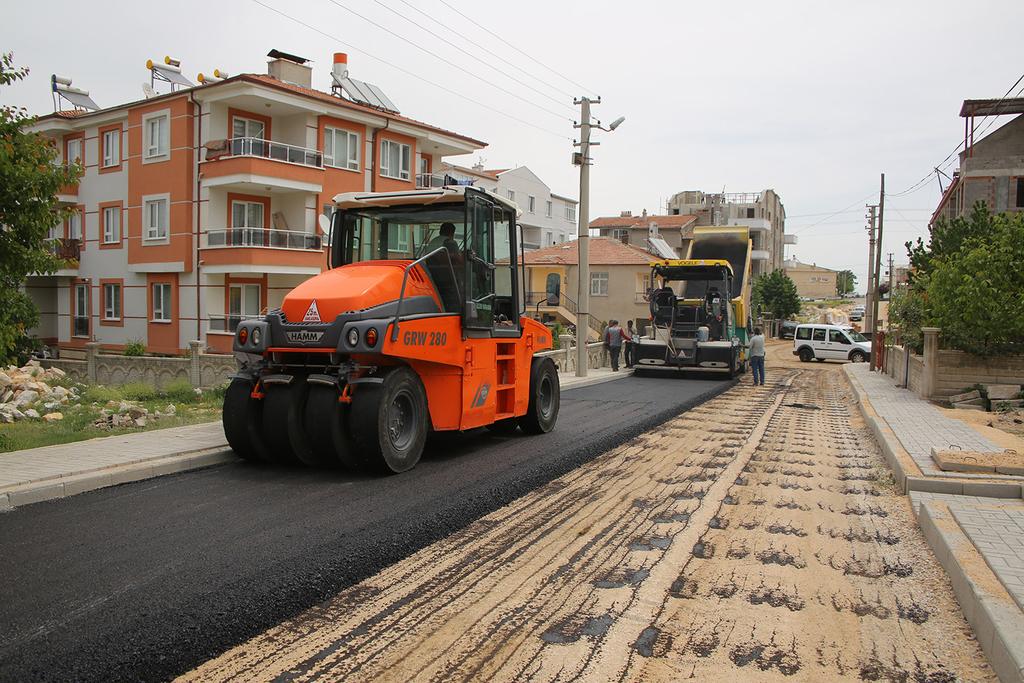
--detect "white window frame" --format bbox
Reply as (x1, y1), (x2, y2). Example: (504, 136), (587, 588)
(67, 208), (82, 240)
(142, 110), (170, 162)
(102, 129), (120, 168)
(231, 116), (265, 140)
(152, 283), (172, 322)
(142, 193), (170, 243)
(611, 228), (629, 241)
(380, 139), (411, 180)
(566, 204), (577, 222)
(229, 283), (261, 318)
(546, 200), (553, 218)
(103, 283), (122, 321)
(528, 195), (536, 213)
(506, 189), (515, 202)
(324, 127), (360, 171)
(590, 272), (609, 296)
(66, 137), (82, 165)
(102, 206), (121, 244)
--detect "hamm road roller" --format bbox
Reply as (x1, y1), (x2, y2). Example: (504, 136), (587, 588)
(223, 186), (560, 473)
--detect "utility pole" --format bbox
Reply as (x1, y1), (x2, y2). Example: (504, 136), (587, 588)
(573, 97), (596, 377)
(887, 252), (895, 299)
(870, 173), (885, 368)
(864, 204), (877, 330)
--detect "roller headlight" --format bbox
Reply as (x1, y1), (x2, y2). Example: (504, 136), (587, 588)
(347, 328), (359, 347)
(365, 327), (378, 347)
(251, 327), (262, 346)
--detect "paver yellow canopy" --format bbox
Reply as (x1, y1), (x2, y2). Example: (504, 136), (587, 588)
(222, 186), (559, 473)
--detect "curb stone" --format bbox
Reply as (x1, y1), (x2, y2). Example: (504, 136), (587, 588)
(918, 501), (1024, 683)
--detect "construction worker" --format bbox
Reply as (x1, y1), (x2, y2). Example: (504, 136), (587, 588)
(749, 326), (766, 386)
(604, 319), (626, 371)
(624, 320), (636, 368)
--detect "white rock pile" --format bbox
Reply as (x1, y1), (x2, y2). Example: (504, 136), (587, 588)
(93, 402), (176, 430)
(0, 361), (77, 423)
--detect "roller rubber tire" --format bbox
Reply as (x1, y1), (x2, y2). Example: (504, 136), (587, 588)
(261, 381), (303, 464)
(798, 347), (814, 363)
(223, 378), (259, 461)
(304, 384), (362, 470)
(349, 368), (428, 474)
(519, 357), (560, 435)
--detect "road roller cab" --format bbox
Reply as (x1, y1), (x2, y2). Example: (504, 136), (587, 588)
(223, 186), (560, 473)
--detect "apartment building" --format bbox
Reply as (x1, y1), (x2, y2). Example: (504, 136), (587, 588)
(931, 98), (1024, 227)
(665, 189), (788, 277)
(783, 258), (838, 299)
(25, 51), (485, 357)
(440, 163), (578, 249)
(590, 210), (698, 257)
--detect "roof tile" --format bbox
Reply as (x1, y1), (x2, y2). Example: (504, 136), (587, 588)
(523, 237), (653, 266)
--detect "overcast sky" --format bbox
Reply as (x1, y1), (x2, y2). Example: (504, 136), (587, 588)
(4, 0), (1022, 289)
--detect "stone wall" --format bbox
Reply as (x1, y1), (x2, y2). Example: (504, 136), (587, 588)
(885, 345), (924, 394)
(42, 341), (235, 390)
(537, 338), (607, 373)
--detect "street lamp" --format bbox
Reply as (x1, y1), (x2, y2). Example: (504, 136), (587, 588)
(573, 98), (625, 377)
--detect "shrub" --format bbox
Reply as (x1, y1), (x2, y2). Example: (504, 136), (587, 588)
(82, 385), (121, 404)
(120, 382), (158, 401)
(123, 339), (146, 356)
(162, 378), (198, 404)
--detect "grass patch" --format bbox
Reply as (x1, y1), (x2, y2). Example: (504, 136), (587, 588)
(0, 381), (226, 453)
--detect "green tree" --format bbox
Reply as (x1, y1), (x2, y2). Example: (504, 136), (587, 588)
(905, 202), (994, 285)
(752, 269), (801, 321)
(925, 211), (1024, 356)
(835, 269), (857, 297)
(887, 283), (929, 353)
(0, 53), (80, 363)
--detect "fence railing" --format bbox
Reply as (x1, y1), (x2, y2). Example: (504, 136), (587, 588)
(205, 228), (322, 251)
(47, 237), (81, 263)
(225, 137), (323, 168)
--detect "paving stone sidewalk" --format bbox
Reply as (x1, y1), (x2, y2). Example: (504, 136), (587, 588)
(847, 363), (998, 476)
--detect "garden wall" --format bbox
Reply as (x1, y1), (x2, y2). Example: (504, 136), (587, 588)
(42, 342), (235, 390)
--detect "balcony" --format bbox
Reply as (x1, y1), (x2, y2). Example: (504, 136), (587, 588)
(200, 228), (326, 276)
(728, 217), (770, 233)
(201, 137), (324, 193)
(751, 249), (770, 261)
(37, 238), (80, 276)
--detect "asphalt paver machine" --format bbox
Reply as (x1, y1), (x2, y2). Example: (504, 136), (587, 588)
(223, 186), (560, 473)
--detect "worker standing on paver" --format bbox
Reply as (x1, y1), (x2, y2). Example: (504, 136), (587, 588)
(748, 326), (766, 385)
(604, 320), (626, 371)
(624, 320), (636, 368)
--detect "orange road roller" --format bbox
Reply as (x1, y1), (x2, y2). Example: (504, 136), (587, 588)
(223, 186), (560, 473)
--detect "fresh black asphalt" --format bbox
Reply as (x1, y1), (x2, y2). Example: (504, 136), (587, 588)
(0, 374), (734, 682)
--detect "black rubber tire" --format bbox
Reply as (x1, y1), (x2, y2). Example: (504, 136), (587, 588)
(304, 383), (361, 470)
(815, 358), (826, 363)
(349, 368), (428, 474)
(261, 380), (303, 464)
(486, 418), (519, 435)
(519, 357), (560, 435)
(850, 350), (867, 363)
(798, 347), (814, 363)
(223, 378), (259, 461)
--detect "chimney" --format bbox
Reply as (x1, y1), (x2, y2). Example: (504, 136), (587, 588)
(267, 49), (312, 88)
(642, 208), (648, 217)
(620, 210), (632, 217)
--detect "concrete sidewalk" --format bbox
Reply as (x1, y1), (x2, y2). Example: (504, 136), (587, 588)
(0, 368), (631, 510)
(844, 363), (1024, 683)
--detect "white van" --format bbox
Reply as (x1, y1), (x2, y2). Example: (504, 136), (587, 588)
(793, 323), (870, 363)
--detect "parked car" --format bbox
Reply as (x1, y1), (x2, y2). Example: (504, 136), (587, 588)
(779, 320), (798, 339)
(793, 323), (870, 363)
(849, 305), (865, 322)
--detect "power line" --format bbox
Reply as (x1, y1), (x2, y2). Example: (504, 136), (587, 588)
(386, 0), (577, 102)
(323, 0), (572, 122)
(789, 191), (878, 235)
(434, 0), (597, 96)
(250, 0), (570, 140)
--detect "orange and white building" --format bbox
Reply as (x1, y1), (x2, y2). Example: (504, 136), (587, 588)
(26, 51), (485, 356)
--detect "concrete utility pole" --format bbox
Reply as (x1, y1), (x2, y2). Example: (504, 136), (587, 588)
(572, 98), (625, 377)
(887, 252), (895, 300)
(864, 204), (877, 330)
(870, 173), (885, 368)
(573, 97), (595, 377)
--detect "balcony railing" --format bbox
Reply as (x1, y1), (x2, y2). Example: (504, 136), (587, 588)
(205, 228), (323, 251)
(208, 137), (323, 168)
(209, 314), (261, 334)
(47, 237), (81, 264)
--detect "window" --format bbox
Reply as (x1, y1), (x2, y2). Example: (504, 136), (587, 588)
(102, 129), (120, 167)
(380, 139), (411, 180)
(829, 329), (849, 345)
(545, 231), (553, 247)
(66, 137), (82, 165)
(528, 195), (536, 213)
(67, 208), (82, 240)
(230, 200), (264, 246)
(102, 206), (121, 244)
(812, 328), (826, 342)
(1017, 178), (1024, 208)
(144, 113), (169, 159)
(324, 127), (359, 170)
(387, 225), (411, 254)
(590, 272), (609, 296)
(103, 283), (121, 321)
(566, 204), (576, 222)
(611, 228), (629, 242)
(417, 156), (429, 176)
(152, 283), (172, 322)
(144, 197), (169, 241)
(796, 326), (812, 341)
(546, 200), (552, 218)
(507, 190), (515, 202)
(73, 283), (89, 337)
(232, 117), (265, 140)
(228, 283), (260, 331)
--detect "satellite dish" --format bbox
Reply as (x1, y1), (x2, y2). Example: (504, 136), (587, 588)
(142, 83), (157, 99)
(318, 214), (331, 235)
